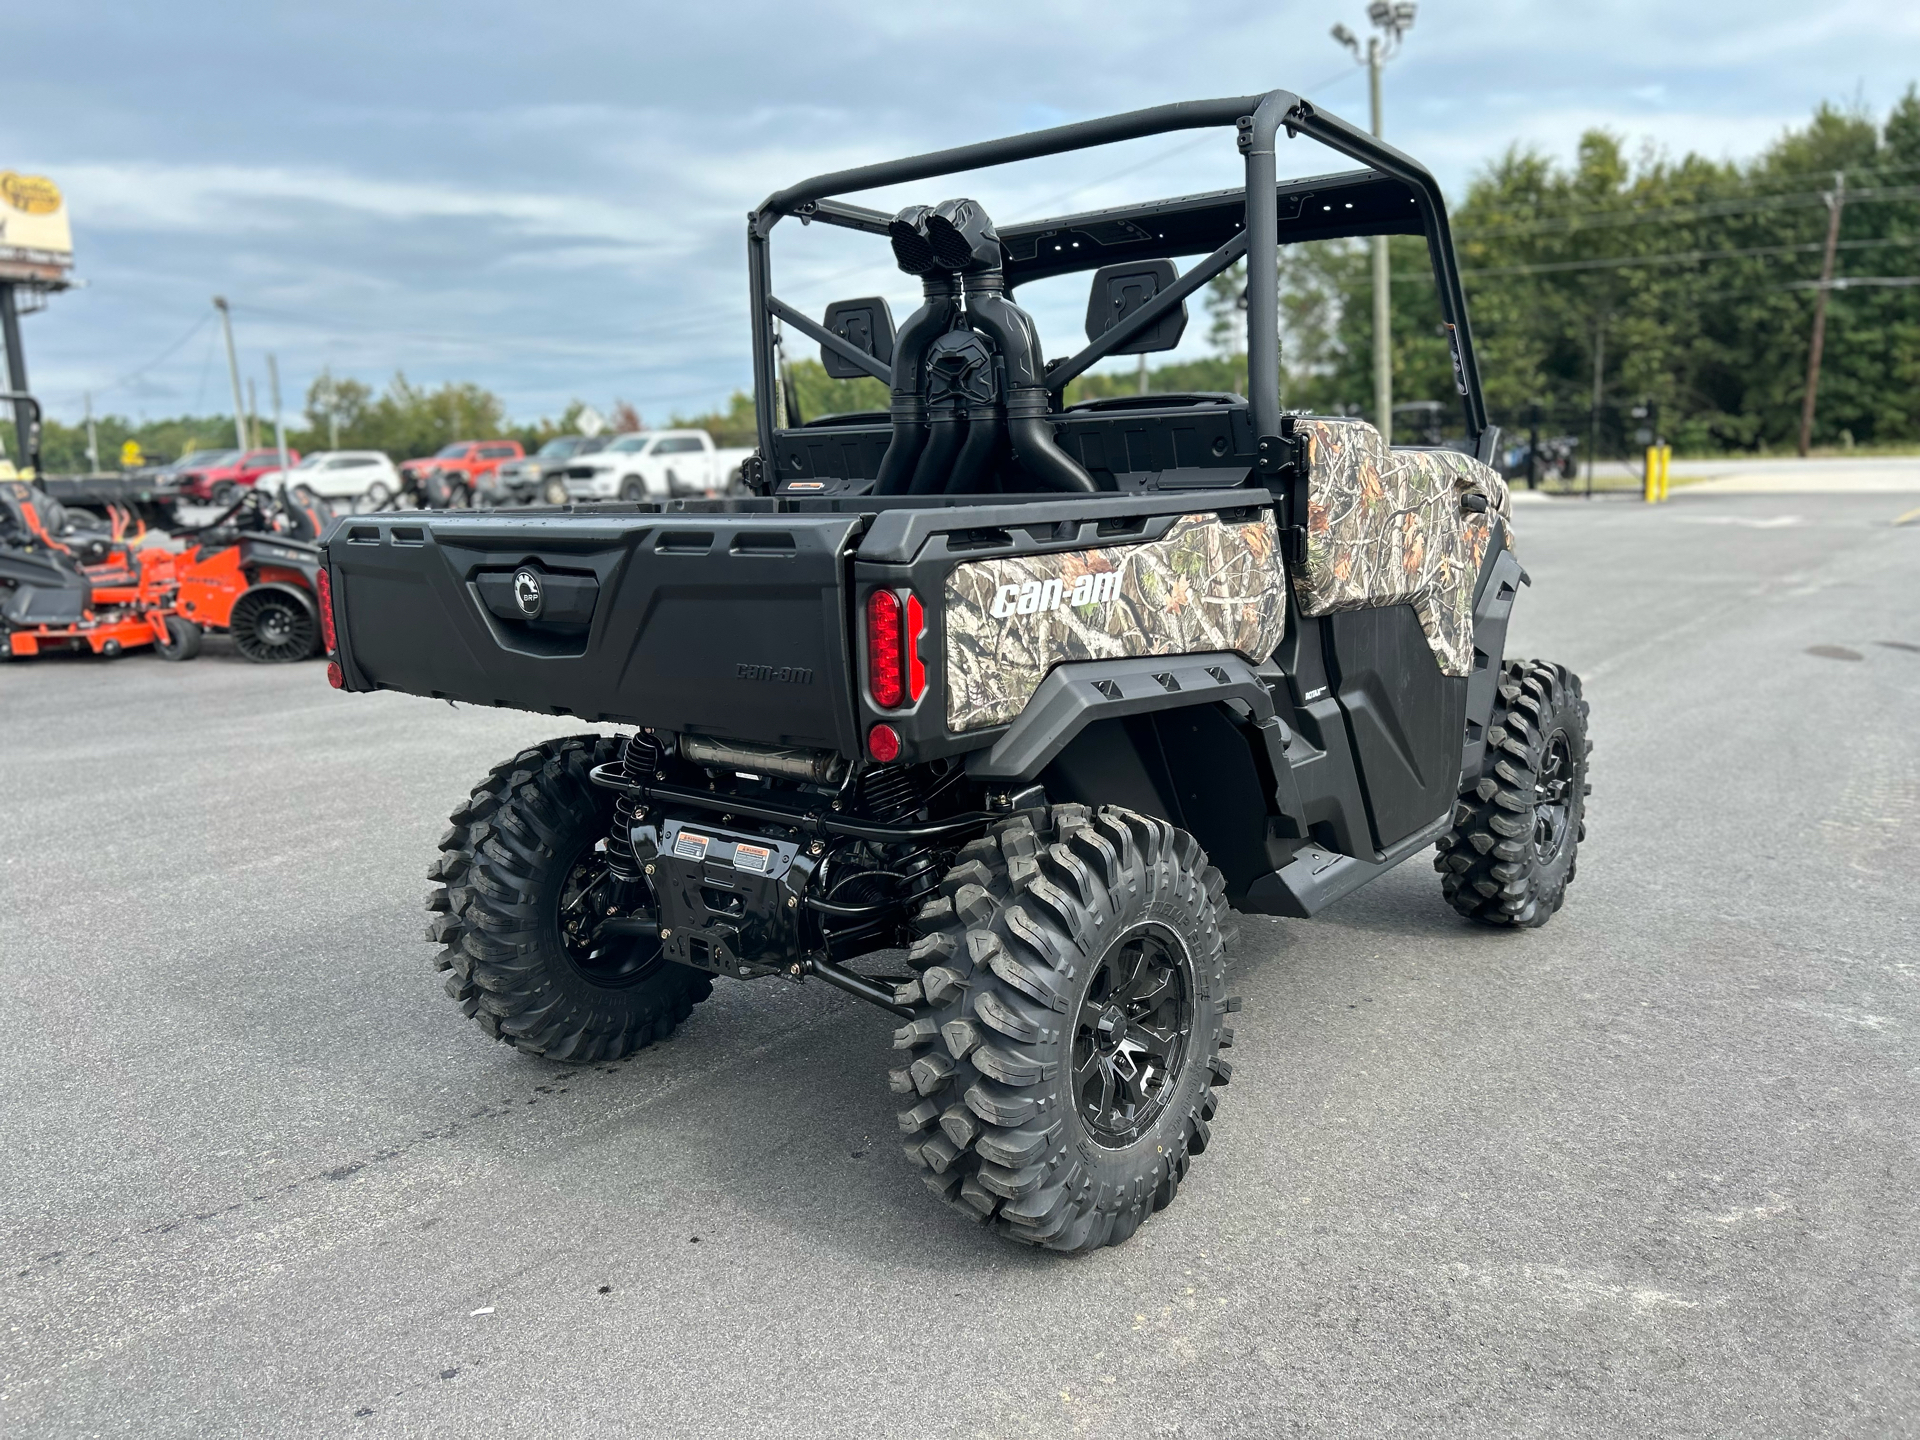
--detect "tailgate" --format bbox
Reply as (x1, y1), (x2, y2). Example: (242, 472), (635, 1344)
(326, 511), (863, 755)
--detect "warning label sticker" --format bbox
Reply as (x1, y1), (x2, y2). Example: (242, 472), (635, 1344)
(732, 843), (773, 874)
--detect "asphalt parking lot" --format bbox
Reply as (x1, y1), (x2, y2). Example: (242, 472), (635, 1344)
(3, 490), (1916, 1438)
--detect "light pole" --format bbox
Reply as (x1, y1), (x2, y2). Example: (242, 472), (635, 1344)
(1332, 1), (1416, 446)
(212, 296), (248, 452)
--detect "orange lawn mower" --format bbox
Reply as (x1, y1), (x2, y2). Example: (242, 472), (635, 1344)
(0, 478), (197, 661)
(168, 485), (333, 662)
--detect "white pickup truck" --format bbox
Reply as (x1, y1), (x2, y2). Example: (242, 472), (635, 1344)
(551, 429), (752, 502)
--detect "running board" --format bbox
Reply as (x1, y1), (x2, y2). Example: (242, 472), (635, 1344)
(1238, 810), (1453, 919)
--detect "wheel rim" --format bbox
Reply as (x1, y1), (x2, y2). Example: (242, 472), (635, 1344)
(1533, 728), (1575, 862)
(1071, 923), (1194, 1148)
(556, 842), (664, 989)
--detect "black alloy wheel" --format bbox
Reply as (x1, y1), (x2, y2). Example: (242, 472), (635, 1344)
(1532, 729), (1575, 865)
(1072, 925), (1194, 1147)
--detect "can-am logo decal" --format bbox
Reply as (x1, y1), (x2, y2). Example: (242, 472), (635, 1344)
(990, 568), (1122, 618)
(512, 568), (544, 617)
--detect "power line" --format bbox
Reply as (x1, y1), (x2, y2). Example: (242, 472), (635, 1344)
(1456, 184), (1920, 240)
(1420, 232), (1920, 282)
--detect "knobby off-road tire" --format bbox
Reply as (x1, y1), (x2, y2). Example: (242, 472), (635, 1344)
(1437, 659), (1591, 927)
(891, 804), (1240, 1253)
(427, 734), (712, 1063)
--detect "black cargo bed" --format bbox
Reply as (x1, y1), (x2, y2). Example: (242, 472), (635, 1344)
(326, 510), (863, 756)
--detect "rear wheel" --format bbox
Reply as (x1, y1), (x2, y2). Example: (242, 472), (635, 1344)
(154, 614), (202, 662)
(429, 734), (712, 1062)
(1437, 659), (1590, 926)
(230, 586), (318, 663)
(363, 481), (392, 508)
(891, 804), (1238, 1252)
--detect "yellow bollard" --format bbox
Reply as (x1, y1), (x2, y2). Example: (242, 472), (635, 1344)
(1644, 446), (1658, 503)
(1659, 444), (1672, 501)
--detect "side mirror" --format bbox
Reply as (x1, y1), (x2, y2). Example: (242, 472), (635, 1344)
(1084, 259), (1187, 354)
(820, 297), (895, 380)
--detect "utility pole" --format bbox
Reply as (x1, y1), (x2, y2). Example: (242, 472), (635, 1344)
(84, 390), (99, 472)
(1586, 310), (1606, 500)
(1136, 352), (1149, 395)
(1798, 170), (1846, 458)
(267, 354), (291, 490)
(1332, 3), (1416, 445)
(212, 296), (248, 452)
(246, 376), (259, 451)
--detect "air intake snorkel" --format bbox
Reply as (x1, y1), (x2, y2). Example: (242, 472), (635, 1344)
(874, 206), (963, 496)
(924, 199), (1097, 494)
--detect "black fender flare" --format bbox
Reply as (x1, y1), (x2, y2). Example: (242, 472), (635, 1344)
(963, 651), (1285, 783)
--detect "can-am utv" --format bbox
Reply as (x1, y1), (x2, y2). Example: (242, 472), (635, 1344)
(319, 88), (1591, 1253)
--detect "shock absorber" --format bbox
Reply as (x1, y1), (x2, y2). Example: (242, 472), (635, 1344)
(606, 731), (662, 882)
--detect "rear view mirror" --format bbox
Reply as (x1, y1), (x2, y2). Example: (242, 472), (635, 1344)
(1084, 259), (1187, 354)
(820, 297), (895, 379)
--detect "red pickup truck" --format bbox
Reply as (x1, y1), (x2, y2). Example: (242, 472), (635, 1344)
(175, 447), (302, 505)
(399, 440), (523, 504)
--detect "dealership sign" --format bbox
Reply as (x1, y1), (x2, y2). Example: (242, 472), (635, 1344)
(0, 171), (74, 285)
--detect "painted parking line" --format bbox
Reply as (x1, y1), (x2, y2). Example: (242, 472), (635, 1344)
(1894, 503), (1920, 527)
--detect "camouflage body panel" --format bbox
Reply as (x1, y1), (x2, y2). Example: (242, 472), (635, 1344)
(943, 510), (1288, 732)
(1292, 417), (1512, 678)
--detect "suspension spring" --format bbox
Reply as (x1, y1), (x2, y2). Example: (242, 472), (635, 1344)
(606, 731), (662, 882)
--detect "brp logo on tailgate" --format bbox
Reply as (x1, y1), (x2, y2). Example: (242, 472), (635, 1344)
(512, 568), (544, 618)
(990, 566), (1123, 619)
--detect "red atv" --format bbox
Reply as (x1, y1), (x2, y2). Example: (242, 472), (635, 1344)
(171, 486), (333, 662)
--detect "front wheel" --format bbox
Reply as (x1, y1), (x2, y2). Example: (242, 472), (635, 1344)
(618, 476), (644, 501)
(891, 804), (1238, 1252)
(429, 735), (712, 1062)
(210, 481), (239, 506)
(1437, 659), (1590, 926)
(154, 614), (202, 662)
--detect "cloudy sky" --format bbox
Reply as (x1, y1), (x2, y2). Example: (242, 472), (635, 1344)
(8, 0), (1919, 431)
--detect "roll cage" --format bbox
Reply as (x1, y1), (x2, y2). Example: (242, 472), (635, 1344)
(747, 89), (1489, 474)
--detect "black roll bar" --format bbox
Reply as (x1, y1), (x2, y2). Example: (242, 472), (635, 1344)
(747, 87), (1487, 461)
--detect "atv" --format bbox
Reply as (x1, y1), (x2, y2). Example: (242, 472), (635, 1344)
(319, 88), (1591, 1253)
(171, 486), (333, 662)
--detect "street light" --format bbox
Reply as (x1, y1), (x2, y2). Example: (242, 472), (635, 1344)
(1331, 1), (1416, 444)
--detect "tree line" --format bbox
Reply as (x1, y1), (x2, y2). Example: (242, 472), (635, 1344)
(30, 87), (1918, 472)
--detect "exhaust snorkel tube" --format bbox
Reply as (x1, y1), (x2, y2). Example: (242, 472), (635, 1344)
(924, 199), (1098, 494)
(874, 206), (964, 496)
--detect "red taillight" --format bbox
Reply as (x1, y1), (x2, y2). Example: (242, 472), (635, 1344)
(867, 587), (925, 710)
(904, 592), (926, 702)
(316, 565), (338, 654)
(868, 723), (901, 762)
(867, 588), (903, 709)
(326, 660), (344, 689)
